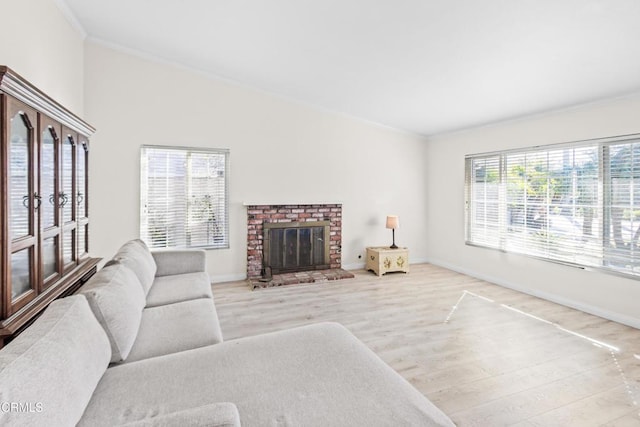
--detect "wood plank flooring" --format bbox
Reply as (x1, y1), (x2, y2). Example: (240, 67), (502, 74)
(212, 263), (640, 426)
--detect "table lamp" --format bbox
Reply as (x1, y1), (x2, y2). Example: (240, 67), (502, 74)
(386, 215), (399, 249)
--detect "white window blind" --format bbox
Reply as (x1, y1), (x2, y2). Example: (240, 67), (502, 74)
(465, 135), (640, 278)
(140, 146), (229, 249)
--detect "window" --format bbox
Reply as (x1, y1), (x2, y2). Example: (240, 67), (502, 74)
(465, 134), (640, 278)
(140, 146), (229, 249)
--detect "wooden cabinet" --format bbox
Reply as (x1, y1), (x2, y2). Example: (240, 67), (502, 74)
(366, 246), (410, 276)
(0, 66), (100, 346)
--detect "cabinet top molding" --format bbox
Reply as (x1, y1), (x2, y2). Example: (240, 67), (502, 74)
(0, 66), (95, 136)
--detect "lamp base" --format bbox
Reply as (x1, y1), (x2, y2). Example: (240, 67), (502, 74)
(390, 228), (398, 249)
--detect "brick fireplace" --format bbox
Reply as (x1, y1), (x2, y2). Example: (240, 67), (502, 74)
(246, 204), (343, 282)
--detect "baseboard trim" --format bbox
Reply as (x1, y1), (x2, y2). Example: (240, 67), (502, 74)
(426, 257), (640, 330)
(343, 262), (365, 270)
(211, 273), (246, 284)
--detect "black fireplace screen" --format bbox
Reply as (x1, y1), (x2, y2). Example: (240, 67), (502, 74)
(263, 221), (330, 274)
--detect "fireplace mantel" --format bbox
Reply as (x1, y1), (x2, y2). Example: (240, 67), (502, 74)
(243, 201), (343, 206)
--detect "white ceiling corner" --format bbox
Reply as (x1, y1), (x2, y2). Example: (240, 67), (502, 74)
(53, 0), (87, 39)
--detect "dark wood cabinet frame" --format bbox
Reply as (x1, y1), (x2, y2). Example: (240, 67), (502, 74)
(0, 66), (100, 347)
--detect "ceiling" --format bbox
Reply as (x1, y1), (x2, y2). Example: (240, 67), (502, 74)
(61, 0), (640, 136)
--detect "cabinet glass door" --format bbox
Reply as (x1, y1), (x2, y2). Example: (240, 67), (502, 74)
(77, 141), (86, 219)
(76, 139), (89, 258)
(11, 248), (33, 300)
(61, 131), (77, 270)
(63, 229), (75, 265)
(9, 112), (31, 239)
(61, 135), (74, 224)
(40, 120), (62, 287)
(8, 102), (38, 310)
(41, 236), (58, 280)
(41, 126), (57, 229)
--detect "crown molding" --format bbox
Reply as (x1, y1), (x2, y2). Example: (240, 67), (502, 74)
(0, 66), (95, 136)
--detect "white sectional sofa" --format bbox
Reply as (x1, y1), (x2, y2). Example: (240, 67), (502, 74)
(0, 240), (455, 427)
(80, 240), (223, 364)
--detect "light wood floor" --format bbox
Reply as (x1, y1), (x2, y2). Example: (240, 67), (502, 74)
(212, 263), (640, 426)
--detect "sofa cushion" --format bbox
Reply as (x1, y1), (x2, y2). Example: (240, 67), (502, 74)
(151, 249), (206, 277)
(0, 295), (111, 427)
(112, 239), (157, 295)
(80, 263), (146, 363)
(79, 322), (454, 427)
(145, 272), (213, 308)
(125, 298), (223, 363)
(119, 402), (240, 427)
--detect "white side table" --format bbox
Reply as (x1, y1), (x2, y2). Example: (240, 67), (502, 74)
(366, 247), (409, 276)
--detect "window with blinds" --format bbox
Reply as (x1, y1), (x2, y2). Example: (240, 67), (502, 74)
(140, 146), (229, 249)
(465, 134), (640, 278)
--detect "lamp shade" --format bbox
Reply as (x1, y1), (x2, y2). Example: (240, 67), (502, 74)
(386, 215), (399, 229)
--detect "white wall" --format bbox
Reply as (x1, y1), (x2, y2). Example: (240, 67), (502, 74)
(0, 0), (85, 114)
(3, 0), (638, 330)
(83, 42), (429, 282)
(425, 94), (640, 328)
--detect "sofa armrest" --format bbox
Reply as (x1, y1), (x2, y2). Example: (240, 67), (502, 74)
(119, 402), (240, 427)
(151, 249), (206, 276)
